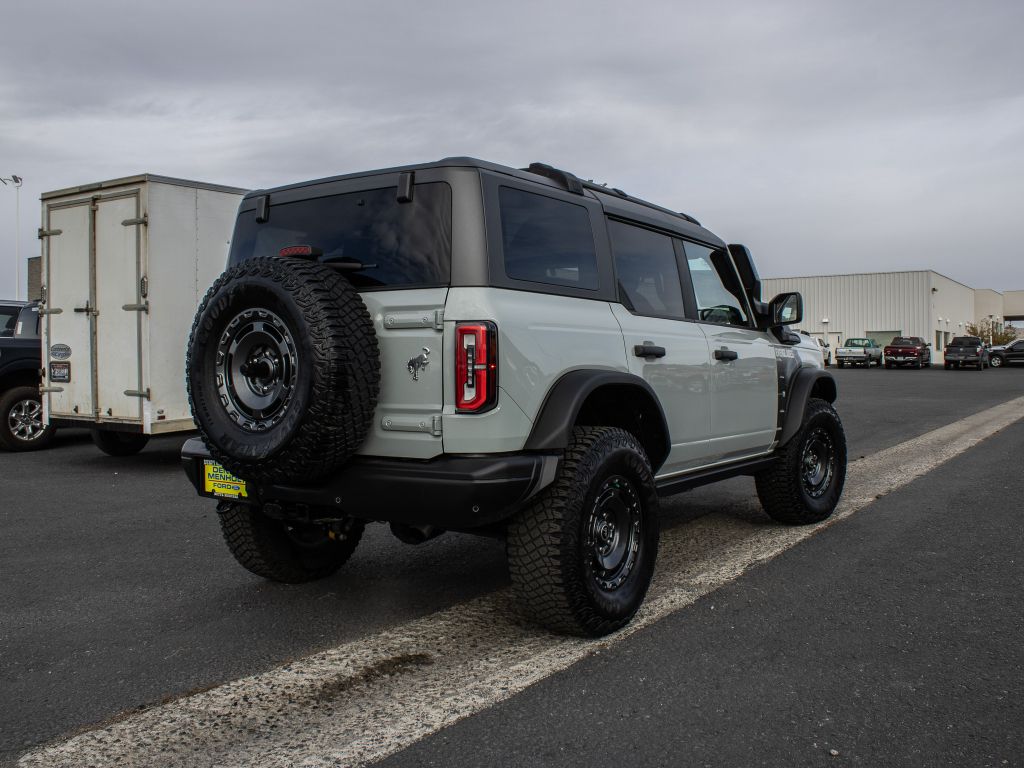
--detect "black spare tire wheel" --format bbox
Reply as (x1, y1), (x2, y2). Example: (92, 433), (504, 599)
(187, 257), (380, 484)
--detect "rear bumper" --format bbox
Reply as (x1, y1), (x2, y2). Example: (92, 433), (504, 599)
(884, 352), (924, 362)
(180, 438), (559, 529)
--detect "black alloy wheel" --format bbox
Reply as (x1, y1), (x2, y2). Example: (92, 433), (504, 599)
(799, 427), (836, 500)
(585, 475), (643, 592)
(215, 308), (299, 432)
(507, 426), (659, 637)
(755, 397), (847, 525)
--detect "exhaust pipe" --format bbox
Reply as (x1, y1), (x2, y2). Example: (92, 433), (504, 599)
(390, 522), (445, 545)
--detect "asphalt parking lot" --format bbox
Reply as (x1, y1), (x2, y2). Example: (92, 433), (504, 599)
(3, 367), (1024, 767)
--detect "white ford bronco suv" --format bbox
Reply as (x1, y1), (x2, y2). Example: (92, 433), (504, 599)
(182, 158), (845, 637)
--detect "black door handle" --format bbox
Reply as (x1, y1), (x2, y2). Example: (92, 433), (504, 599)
(714, 348), (738, 361)
(634, 343), (666, 360)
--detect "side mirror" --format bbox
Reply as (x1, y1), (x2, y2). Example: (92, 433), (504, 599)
(769, 292), (802, 327)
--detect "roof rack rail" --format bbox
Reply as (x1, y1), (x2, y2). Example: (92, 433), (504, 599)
(523, 163), (584, 195)
(525, 161), (702, 227)
(581, 180), (629, 198)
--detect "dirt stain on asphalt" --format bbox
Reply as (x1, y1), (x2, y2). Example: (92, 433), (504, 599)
(313, 653), (435, 702)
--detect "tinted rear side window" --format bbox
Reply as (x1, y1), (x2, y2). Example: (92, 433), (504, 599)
(0, 306), (17, 337)
(228, 183), (452, 289)
(608, 220), (685, 319)
(498, 187), (599, 290)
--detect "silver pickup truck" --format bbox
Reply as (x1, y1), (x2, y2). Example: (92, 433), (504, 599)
(836, 337), (883, 368)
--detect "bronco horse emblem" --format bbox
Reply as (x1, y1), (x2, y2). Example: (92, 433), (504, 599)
(407, 347), (430, 381)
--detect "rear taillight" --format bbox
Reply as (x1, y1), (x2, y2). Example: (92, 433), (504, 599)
(456, 322), (497, 412)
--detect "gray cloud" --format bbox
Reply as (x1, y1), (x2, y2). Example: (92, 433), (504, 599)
(1, 0), (1023, 298)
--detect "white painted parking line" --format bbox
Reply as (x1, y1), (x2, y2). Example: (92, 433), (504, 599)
(19, 396), (1024, 768)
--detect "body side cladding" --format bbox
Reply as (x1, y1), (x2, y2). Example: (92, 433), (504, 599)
(778, 367), (837, 447)
(524, 369), (671, 471)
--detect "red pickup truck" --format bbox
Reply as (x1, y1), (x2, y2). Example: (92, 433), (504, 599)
(883, 336), (931, 369)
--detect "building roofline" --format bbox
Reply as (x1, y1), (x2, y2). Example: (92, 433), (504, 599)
(764, 269), (995, 294)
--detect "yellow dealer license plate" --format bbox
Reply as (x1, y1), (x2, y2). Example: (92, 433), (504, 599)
(203, 460), (247, 499)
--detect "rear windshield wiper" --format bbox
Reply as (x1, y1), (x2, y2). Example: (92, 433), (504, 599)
(322, 256), (378, 272)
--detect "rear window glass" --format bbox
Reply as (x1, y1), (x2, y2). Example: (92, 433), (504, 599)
(228, 183), (452, 289)
(0, 306), (18, 337)
(891, 337), (917, 345)
(844, 339), (870, 347)
(950, 337), (980, 345)
(499, 187), (599, 290)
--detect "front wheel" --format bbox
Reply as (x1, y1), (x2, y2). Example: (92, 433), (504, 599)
(219, 503), (364, 583)
(507, 426), (659, 637)
(990, 355), (1004, 368)
(0, 386), (55, 451)
(755, 398), (847, 525)
(91, 430), (150, 456)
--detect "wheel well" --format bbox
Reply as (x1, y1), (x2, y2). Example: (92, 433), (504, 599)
(574, 384), (669, 470)
(0, 369), (40, 394)
(810, 375), (837, 403)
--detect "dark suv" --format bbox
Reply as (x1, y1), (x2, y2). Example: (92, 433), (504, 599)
(0, 301), (54, 450)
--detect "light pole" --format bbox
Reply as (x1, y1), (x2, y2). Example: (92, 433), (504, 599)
(1, 174), (23, 301)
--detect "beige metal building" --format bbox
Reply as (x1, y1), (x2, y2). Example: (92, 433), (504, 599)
(762, 270), (1021, 362)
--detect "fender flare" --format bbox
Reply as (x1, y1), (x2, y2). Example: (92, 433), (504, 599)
(524, 369), (671, 470)
(779, 367), (837, 446)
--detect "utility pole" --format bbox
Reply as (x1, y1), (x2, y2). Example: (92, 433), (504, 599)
(1, 174), (22, 300)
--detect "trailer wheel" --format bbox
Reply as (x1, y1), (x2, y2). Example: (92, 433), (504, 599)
(91, 430), (150, 456)
(187, 257), (380, 484)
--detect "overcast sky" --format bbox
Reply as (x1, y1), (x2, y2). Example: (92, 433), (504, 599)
(1, 0), (1022, 299)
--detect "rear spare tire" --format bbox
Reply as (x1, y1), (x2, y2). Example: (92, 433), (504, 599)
(187, 257), (380, 483)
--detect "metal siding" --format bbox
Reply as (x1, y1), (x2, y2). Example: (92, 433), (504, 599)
(763, 271), (980, 363)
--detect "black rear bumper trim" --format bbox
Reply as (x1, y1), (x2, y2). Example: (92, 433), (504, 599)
(181, 438), (559, 528)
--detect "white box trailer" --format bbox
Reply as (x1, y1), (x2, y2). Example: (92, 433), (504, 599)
(39, 175), (246, 454)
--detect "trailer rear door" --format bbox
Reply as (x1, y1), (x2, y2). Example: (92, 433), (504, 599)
(94, 192), (144, 420)
(44, 200), (93, 419)
(44, 190), (144, 423)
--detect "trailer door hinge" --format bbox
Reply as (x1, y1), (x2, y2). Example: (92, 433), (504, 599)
(431, 414), (443, 437)
(433, 309), (444, 330)
(121, 214), (148, 227)
(122, 302), (149, 313)
(124, 388), (151, 399)
(38, 228), (63, 239)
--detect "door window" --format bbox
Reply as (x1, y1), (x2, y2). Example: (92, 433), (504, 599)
(608, 220), (686, 319)
(682, 242), (750, 326)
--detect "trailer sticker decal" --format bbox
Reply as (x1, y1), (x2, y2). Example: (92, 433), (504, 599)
(50, 343), (72, 360)
(49, 362), (71, 382)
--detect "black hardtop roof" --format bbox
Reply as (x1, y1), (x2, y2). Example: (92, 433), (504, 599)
(1, 299), (29, 309)
(244, 157), (722, 245)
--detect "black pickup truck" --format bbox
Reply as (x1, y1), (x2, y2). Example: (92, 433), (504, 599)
(0, 301), (54, 450)
(943, 336), (989, 370)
